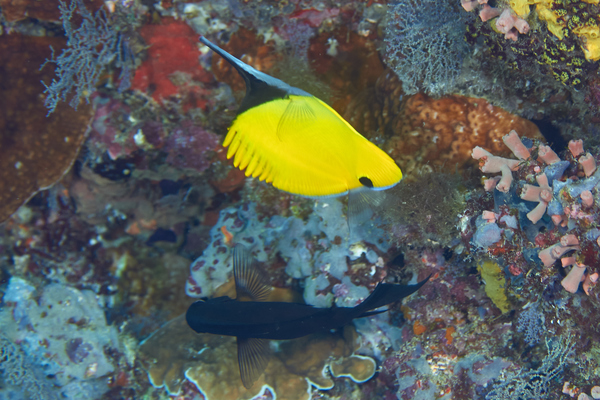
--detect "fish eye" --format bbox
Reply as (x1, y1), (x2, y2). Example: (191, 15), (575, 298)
(359, 177), (373, 188)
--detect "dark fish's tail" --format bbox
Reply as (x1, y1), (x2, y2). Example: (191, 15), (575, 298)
(355, 275), (430, 316)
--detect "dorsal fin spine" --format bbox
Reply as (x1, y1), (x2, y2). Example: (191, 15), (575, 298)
(199, 36), (255, 97)
(199, 36), (312, 113)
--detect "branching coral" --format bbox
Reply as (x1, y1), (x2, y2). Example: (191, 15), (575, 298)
(384, 0), (471, 95)
(486, 335), (574, 399)
(42, 0), (135, 113)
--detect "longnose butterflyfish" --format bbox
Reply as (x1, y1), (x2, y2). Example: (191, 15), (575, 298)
(186, 244), (429, 388)
(200, 36), (403, 198)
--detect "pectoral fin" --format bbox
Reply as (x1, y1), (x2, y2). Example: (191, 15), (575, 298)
(237, 337), (271, 389)
(233, 244), (271, 301)
(347, 188), (391, 242)
(276, 97), (317, 142)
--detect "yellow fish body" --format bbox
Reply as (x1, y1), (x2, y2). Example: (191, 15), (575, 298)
(200, 37), (402, 197)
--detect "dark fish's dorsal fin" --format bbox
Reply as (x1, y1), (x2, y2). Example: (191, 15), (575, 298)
(199, 36), (312, 114)
(237, 337), (271, 389)
(233, 244), (271, 302)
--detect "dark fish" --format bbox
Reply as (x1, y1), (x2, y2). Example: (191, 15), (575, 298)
(186, 244), (429, 388)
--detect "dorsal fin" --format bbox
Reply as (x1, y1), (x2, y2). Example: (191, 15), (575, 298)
(233, 244), (271, 301)
(199, 36), (312, 114)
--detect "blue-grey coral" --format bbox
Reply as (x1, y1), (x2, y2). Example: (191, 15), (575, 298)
(517, 304), (545, 346)
(0, 334), (58, 400)
(384, 0), (471, 95)
(41, 0), (132, 114)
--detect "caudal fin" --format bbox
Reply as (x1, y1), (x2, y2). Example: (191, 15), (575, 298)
(356, 275), (430, 315)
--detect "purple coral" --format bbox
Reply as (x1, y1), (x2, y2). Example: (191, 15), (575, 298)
(65, 338), (92, 363)
(164, 121), (219, 173)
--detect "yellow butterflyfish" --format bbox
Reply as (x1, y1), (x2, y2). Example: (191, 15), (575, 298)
(200, 36), (402, 198)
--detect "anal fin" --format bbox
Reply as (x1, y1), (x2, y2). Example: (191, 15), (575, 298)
(237, 337), (271, 389)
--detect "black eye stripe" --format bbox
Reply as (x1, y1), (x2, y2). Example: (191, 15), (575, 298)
(359, 177), (373, 188)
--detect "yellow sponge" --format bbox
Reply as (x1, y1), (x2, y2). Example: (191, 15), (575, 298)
(478, 260), (510, 313)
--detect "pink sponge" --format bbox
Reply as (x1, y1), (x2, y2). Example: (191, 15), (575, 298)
(496, 9), (530, 41)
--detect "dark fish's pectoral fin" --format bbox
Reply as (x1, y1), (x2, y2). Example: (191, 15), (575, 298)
(276, 97), (317, 142)
(237, 337), (271, 389)
(233, 244), (271, 301)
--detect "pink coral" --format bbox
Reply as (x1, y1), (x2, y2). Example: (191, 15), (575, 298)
(503, 130), (531, 160)
(581, 190), (594, 208)
(482, 210), (497, 222)
(461, 0), (479, 11)
(483, 176), (501, 191)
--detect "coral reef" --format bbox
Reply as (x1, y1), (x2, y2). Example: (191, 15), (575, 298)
(0, 0), (63, 22)
(388, 94), (543, 176)
(139, 315), (375, 400)
(486, 335), (574, 399)
(461, 0), (600, 125)
(2, 0), (600, 399)
(467, 131), (600, 300)
(366, 172), (466, 248)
